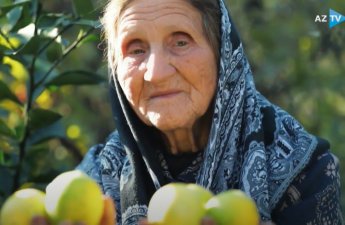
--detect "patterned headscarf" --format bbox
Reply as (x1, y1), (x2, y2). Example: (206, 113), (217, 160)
(196, 0), (317, 219)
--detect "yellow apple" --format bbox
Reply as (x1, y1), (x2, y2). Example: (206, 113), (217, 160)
(45, 170), (104, 225)
(0, 188), (47, 225)
(205, 189), (259, 225)
(147, 183), (213, 225)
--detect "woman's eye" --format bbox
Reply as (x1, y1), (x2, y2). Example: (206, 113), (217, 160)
(130, 48), (145, 55)
(171, 32), (192, 51)
(175, 40), (188, 47)
(126, 40), (146, 56)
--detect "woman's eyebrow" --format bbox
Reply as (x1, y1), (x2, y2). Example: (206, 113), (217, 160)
(159, 21), (201, 38)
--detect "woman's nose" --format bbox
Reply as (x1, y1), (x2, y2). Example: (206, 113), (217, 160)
(144, 49), (176, 83)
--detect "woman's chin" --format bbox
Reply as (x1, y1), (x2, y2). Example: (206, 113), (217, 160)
(150, 121), (183, 131)
(148, 117), (193, 132)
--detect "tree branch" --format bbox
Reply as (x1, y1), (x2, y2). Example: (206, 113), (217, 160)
(12, 3), (41, 191)
(0, 29), (16, 50)
(35, 27), (95, 88)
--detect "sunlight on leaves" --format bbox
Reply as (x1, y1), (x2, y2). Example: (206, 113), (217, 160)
(36, 89), (53, 109)
(66, 124), (81, 139)
(2, 56), (28, 81)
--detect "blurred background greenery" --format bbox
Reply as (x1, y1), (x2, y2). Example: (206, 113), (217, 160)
(0, 0), (344, 217)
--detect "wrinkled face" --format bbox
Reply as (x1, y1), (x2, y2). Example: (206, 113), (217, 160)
(116, 0), (217, 131)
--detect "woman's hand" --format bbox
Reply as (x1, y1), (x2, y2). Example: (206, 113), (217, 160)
(31, 196), (116, 225)
(99, 196), (116, 225)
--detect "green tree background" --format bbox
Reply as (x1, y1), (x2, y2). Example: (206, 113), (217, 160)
(0, 0), (344, 218)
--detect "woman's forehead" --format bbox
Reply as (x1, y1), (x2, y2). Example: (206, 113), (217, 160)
(119, 0), (200, 23)
(118, 0), (202, 33)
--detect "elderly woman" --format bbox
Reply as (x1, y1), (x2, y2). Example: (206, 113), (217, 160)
(68, 0), (344, 224)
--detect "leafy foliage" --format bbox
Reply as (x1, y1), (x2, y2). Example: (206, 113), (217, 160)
(0, 0), (106, 205)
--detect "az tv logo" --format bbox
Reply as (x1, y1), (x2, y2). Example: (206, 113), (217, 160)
(315, 9), (345, 28)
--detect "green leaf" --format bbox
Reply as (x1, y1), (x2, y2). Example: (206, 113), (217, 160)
(0, 0), (30, 8)
(16, 34), (62, 61)
(11, 4), (34, 32)
(78, 33), (99, 46)
(45, 70), (105, 86)
(27, 120), (65, 146)
(71, 19), (100, 28)
(36, 14), (72, 29)
(72, 0), (96, 19)
(0, 1), (32, 32)
(3, 6), (23, 33)
(28, 108), (62, 131)
(0, 6), (23, 33)
(1, 33), (28, 55)
(16, 35), (48, 55)
(0, 80), (21, 104)
(0, 119), (15, 138)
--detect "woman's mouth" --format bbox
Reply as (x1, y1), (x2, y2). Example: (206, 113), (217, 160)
(150, 90), (182, 100)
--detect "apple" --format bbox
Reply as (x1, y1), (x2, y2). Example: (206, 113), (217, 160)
(0, 188), (47, 225)
(205, 189), (259, 225)
(45, 170), (104, 225)
(147, 183), (213, 225)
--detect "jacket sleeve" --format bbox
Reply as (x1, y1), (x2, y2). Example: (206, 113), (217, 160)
(76, 144), (104, 186)
(272, 151), (344, 225)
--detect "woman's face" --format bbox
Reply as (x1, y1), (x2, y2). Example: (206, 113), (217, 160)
(116, 0), (217, 131)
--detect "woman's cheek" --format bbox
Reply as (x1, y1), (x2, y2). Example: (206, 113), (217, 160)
(127, 77), (142, 107)
(118, 62), (144, 107)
